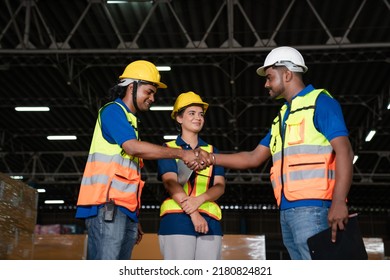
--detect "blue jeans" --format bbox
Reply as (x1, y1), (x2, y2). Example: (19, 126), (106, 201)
(280, 206), (329, 260)
(85, 206), (138, 260)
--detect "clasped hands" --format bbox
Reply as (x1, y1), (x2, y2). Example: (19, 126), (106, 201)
(183, 148), (215, 171)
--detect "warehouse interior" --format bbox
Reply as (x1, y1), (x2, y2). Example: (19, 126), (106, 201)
(0, 0), (389, 259)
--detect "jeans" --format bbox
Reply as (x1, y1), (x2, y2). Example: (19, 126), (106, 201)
(85, 206), (138, 260)
(280, 205), (329, 260)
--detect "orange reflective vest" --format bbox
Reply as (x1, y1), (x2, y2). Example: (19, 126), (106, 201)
(77, 101), (144, 212)
(269, 89), (336, 206)
(160, 141), (222, 220)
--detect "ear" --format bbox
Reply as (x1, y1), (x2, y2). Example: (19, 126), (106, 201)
(284, 70), (293, 82)
(176, 113), (184, 125)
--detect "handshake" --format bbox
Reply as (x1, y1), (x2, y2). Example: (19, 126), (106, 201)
(182, 148), (216, 171)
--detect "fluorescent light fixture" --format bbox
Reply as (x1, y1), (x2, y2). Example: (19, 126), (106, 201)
(47, 135), (77, 140)
(107, 0), (128, 3)
(156, 66), (171, 72)
(365, 130), (376, 142)
(44, 200), (64, 204)
(15, 106), (50, 112)
(10, 175), (23, 180)
(37, 189), (46, 193)
(150, 106), (173, 111)
(163, 135), (177, 140)
(387, 103), (390, 110)
(353, 155), (358, 164)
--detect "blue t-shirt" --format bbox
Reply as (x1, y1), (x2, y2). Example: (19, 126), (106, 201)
(157, 136), (225, 236)
(259, 85), (349, 210)
(75, 98), (139, 222)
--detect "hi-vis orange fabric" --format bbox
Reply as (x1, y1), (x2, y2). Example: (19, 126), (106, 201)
(159, 141), (222, 220)
(77, 102), (144, 212)
(269, 89), (336, 206)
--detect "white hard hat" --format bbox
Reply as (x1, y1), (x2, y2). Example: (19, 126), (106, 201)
(256, 46), (308, 76)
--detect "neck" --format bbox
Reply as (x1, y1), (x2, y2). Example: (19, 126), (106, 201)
(181, 131), (199, 149)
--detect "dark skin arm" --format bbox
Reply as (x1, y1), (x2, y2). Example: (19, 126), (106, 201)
(328, 136), (354, 242)
(122, 139), (207, 170)
(202, 144), (272, 169)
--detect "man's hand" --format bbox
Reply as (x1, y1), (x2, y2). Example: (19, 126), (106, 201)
(185, 148), (214, 171)
(136, 223), (144, 245)
(182, 149), (202, 170)
(328, 200), (349, 242)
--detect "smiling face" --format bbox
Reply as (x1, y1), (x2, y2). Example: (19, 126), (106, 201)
(135, 83), (158, 111)
(176, 105), (205, 134)
(264, 66), (287, 100)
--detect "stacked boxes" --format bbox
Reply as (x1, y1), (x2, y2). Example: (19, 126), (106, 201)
(0, 173), (38, 259)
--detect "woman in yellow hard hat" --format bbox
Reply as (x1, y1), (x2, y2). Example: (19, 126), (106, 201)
(76, 62), (207, 260)
(157, 91), (226, 259)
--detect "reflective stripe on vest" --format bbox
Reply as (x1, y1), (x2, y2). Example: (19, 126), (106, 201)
(77, 101), (145, 212)
(269, 89), (336, 206)
(159, 141), (222, 220)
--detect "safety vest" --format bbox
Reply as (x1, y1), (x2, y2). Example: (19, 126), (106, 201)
(159, 141), (222, 220)
(269, 89), (336, 206)
(77, 101), (144, 212)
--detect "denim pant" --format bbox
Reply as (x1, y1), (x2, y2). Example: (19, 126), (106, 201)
(280, 205), (329, 260)
(85, 207), (138, 260)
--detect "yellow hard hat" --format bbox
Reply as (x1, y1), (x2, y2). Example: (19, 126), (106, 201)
(119, 60), (167, 88)
(171, 91), (209, 119)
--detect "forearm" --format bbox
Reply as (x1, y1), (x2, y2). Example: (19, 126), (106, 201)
(198, 183), (225, 203)
(214, 145), (270, 169)
(122, 139), (188, 160)
(331, 137), (354, 202)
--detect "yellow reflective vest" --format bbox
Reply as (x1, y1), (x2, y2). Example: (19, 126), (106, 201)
(270, 89), (336, 206)
(160, 141), (222, 220)
(77, 101), (144, 212)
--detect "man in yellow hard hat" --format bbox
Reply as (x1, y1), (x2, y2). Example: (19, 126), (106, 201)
(76, 60), (207, 260)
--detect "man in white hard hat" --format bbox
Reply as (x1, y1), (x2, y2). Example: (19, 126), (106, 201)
(76, 60), (208, 260)
(208, 46), (354, 260)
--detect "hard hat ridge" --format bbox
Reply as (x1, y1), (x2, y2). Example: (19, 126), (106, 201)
(119, 60), (167, 89)
(171, 91), (209, 119)
(256, 46), (308, 76)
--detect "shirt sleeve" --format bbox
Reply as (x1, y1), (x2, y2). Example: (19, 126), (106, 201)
(314, 93), (349, 141)
(100, 103), (137, 146)
(157, 143), (178, 181)
(259, 130), (271, 147)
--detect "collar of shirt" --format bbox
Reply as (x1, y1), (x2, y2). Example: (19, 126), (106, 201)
(284, 84), (315, 107)
(114, 97), (135, 116)
(175, 135), (208, 149)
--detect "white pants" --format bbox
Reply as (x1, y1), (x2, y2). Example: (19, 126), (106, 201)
(159, 234), (222, 260)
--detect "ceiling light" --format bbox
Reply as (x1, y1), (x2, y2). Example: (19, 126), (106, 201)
(10, 175), (23, 180)
(106, 0), (128, 3)
(365, 130), (376, 142)
(387, 103), (390, 110)
(156, 66), (171, 71)
(163, 135), (177, 140)
(353, 155), (358, 164)
(150, 106), (173, 111)
(37, 189), (46, 193)
(44, 200), (64, 204)
(47, 135), (77, 140)
(15, 106), (50, 112)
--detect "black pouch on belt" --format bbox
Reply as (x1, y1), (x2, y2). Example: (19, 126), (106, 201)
(104, 199), (116, 222)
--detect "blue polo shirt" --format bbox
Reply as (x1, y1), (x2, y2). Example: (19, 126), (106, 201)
(259, 84), (349, 210)
(75, 98), (139, 222)
(157, 136), (225, 236)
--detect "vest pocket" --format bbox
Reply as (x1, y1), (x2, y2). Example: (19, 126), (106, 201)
(285, 117), (305, 145)
(285, 156), (329, 193)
